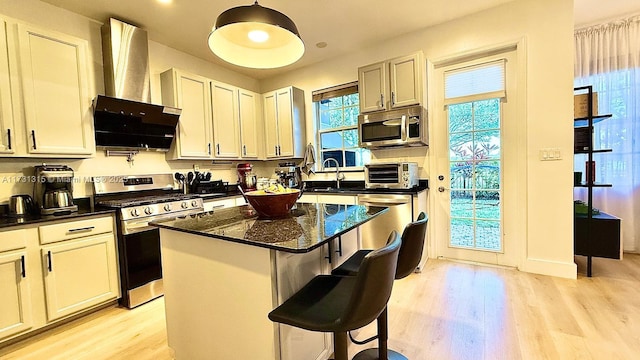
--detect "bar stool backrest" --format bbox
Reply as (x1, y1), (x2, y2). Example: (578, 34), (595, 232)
(395, 212), (428, 279)
(341, 231), (401, 331)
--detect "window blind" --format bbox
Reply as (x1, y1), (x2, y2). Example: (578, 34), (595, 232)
(444, 59), (506, 104)
(312, 81), (358, 102)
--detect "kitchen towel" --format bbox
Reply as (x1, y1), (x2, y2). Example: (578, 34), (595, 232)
(300, 143), (316, 175)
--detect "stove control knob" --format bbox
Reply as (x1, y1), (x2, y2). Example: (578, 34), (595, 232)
(144, 207), (153, 215)
(191, 200), (199, 208)
(130, 209), (140, 217)
(181, 202), (188, 209)
(164, 204), (172, 212)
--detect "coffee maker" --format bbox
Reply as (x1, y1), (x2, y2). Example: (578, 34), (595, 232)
(34, 165), (78, 215)
(275, 162), (302, 189)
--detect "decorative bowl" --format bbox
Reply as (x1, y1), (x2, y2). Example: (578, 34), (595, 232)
(243, 189), (301, 218)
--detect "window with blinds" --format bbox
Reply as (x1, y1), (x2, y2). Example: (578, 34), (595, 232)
(444, 59), (506, 104)
(312, 82), (371, 170)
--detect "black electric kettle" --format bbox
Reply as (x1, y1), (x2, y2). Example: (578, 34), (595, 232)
(9, 194), (35, 216)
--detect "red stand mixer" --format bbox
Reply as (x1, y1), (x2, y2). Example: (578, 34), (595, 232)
(237, 163), (257, 191)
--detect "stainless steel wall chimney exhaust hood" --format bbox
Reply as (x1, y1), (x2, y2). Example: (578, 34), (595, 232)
(94, 18), (180, 152)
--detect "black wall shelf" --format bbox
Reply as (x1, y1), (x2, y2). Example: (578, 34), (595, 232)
(573, 86), (621, 277)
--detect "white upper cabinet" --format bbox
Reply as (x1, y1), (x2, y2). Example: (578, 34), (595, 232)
(16, 23), (94, 156)
(388, 53), (423, 108)
(262, 86), (305, 159)
(161, 69), (213, 160)
(358, 62), (388, 113)
(358, 51), (424, 113)
(238, 89), (260, 159)
(0, 18), (15, 154)
(162, 68), (265, 161)
(211, 81), (241, 158)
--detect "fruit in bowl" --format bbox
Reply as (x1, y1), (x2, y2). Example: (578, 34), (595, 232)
(243, 185), (301, 218)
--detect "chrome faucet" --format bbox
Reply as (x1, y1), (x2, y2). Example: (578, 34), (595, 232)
(322, 158), (345, 188)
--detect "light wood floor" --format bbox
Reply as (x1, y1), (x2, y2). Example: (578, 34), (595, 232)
(2, 254), (639, 360)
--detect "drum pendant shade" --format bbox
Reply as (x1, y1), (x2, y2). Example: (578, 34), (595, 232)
(208, 2), (304, 69)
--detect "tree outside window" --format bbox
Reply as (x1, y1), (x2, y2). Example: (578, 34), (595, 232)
(315, 85), (370, 170)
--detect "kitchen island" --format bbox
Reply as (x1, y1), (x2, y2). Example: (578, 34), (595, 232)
(151, 203), (387, 360)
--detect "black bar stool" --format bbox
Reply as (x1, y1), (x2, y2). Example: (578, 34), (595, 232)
(332, 212), (428, 360)
(268, 231), (402, 360)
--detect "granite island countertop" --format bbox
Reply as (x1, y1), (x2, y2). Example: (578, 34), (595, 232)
(150, 203), (388, 253)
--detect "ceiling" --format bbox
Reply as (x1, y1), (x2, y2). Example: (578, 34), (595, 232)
(39, 0), (640, 80)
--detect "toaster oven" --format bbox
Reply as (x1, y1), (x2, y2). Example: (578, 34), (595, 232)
(365, 162), (419, 189)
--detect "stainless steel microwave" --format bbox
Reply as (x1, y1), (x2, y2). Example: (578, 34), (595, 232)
(365, 162), (419, 189)
(358, 105), (428, 149)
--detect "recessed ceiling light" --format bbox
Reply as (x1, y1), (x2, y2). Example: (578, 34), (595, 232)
(158, 0), (172, 4)
(316, 42), (327, 48)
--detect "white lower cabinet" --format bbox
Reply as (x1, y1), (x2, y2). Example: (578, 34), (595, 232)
(41, 233), (119, 322)
(0, 249), (33, 340)
(330, 229), (359, 269)
(0, 214), (120, 344)
(275, 247), (332, 360)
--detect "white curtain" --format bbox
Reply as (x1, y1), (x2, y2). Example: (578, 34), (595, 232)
(574, 15), (640, 252)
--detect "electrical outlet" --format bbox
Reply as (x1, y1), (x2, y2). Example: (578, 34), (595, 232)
(193, 164), (200, 171)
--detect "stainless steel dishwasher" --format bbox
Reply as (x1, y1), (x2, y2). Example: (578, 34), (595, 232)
(357, 194), (414, 249)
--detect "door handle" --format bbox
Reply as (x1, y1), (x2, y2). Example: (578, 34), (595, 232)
(438, 186), (451, 192)
(7, 129), (11, 150)
(31, 130), (37, 149)
(47, 251), (52, 272)
(380, 94), (384, 108)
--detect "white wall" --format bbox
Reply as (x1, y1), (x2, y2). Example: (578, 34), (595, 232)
(0, 0), (577, 278)
(261, 0), (577, 278)
(0, 0), (274, 201)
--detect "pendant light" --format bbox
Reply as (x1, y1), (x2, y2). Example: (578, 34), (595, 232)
(208, 1), (304, 69)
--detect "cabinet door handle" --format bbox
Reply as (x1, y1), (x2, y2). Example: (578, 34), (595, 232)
(20, 255), (26, 278)
(31, 130), (37, 149)
(216, 144), (220, 155)
(380, 94), (384, 108)
(335, 235), (343, 257)
(208, 143), (212, 155)
(68, 226), (95, 233)
(324, 240), (332, 264)
(7, 129), (11, 150)
(391, 92), (395, 106)
(243, 145), (246, 156)
(274, 145), (278, 156)
(47, 251), (52, 272)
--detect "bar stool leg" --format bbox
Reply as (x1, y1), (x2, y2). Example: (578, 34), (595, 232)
(353, 308), (408, 360)
(334, 332), (349, 360)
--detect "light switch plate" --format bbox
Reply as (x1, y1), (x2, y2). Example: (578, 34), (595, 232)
(539, 148), (562, 161)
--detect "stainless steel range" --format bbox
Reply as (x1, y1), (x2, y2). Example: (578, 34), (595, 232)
(94, 174), (203, 308)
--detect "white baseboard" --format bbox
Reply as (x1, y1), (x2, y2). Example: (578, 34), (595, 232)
(520, 257), (577, 279)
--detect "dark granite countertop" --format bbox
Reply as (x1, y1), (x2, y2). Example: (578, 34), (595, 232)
(150, 203), (388, 253)
(0, 208), (115, 228)
(196, 181), (428, 201)
(302, 180), (428, 195)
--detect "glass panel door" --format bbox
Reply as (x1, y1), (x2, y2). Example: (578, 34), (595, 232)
(448, 99), (502, 251)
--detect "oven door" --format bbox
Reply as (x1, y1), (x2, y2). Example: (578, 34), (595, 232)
(121, 228), (162, 291)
